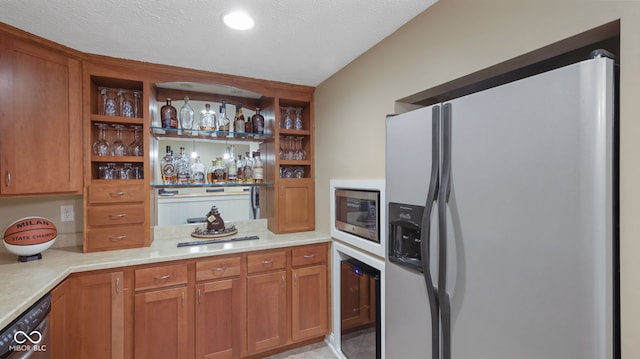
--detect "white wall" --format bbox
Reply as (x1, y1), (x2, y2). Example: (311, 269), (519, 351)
(315, 0), (640, 357)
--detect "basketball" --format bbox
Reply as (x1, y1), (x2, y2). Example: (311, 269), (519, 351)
(3, 217), (57, 257)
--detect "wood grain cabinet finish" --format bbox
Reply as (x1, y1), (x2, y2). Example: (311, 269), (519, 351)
(196, 255), (242, 359)
(246, 270), (288, 355)
(134, 286), (188, 359)
(67, 270), (125, 359)
(291, 264), (328, 341)
(0, 34), (82, 195)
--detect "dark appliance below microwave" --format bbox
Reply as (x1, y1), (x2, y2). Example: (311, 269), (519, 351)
(335, 189), (380, 243)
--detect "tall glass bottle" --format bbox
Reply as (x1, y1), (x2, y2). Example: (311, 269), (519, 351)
(199, 104), (216, 131)
(227, 156), (237, 183)
(190, 156), (205, 184)
(176, 147), (190, 184)
(218, 101), (230, 131)
(244, 152), (254, 183)
(161, 98), (178, 129)
(244, 107), (253, 133)
(179, 96), (195, 130)
(252, 107), (265, 134)
(161, 145), (176, 184)
(233, 103), (245, 133)
(253, 151), (263, 183)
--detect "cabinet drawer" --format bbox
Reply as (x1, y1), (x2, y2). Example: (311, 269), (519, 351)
(135, 264), (188, 291)
(291, 244), (327, 267)
(88, 182), (145, 204)
(86, 225), (145, 251)
(196, 256), (241, 281)
(87, 204), (145, 226)
(247, 250), (287, 274)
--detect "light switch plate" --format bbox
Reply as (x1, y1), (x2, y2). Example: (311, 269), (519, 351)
(61, 205), (74, 222)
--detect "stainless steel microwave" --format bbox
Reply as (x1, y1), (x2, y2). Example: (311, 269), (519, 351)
(334, 189), (380, 243)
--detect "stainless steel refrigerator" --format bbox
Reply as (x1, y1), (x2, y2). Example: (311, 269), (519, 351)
(385, 53), (618, 359)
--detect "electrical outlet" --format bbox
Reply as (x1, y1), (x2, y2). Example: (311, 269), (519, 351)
(61, 205), (75, 222)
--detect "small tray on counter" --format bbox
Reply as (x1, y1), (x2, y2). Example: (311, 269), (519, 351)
(177, 235), (259, 247)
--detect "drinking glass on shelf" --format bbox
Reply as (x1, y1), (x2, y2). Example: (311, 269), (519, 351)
(118, 89), (134, 117)
(294, 137), (306, 160)
(294, 107), (303, 130)
(283, 107), (293, 130)
(128, 125), (143, 156)
(111, 125), (126, 156)
(293, 166), (305, 178)
(132, 90), (142, 118)
(93, 123), (110, 156)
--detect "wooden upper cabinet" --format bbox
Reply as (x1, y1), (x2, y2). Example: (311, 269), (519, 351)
(0, 35), (82, 195)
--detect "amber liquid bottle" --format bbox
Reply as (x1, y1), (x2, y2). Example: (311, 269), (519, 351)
(161, 98), (178, 129)
(233, 103), (245, 133)
(252, 107), (265, 134)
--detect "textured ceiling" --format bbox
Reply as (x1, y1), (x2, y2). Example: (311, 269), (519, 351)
(0, 0), (437, 86)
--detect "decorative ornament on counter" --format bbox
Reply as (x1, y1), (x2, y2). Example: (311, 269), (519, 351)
(191, 206), (238, 238)
(3, 216), (57, 262)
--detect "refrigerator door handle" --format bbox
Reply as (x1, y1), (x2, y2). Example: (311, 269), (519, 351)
(439, 103), (453, 359)
(420, 105), (441, 359)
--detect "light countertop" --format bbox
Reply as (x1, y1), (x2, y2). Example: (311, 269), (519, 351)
(0, 220), (331, 329)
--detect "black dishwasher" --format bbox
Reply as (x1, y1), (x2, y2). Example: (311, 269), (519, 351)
(0, 293), (51, 358)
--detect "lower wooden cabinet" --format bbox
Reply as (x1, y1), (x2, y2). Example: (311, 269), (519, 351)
(196, 278), (242, 359)
(134, 286), (189, 359)
(247, 270), (288, 355)
(50, 243), (329, 359)
(66, 270), (125, 359)
(291, 264), (328, 341)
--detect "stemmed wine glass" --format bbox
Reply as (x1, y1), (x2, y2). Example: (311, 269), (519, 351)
(294, 107), (303, 130)
(128, 125), (143, 156)
(93, 123), (110, 156)
(294, 137), (306, 160)
(111, 124), (126, 156)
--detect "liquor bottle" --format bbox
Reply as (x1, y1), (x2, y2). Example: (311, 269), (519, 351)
(253, 151), (263, 183)
(206, 160), (216, 184)
(176, 147), (190, 184)
(236, 155), (244, 183)
(190, 156), (205, 184)
(244, 107), (253, 133)
(252, 107), (265, 134)
(233, 103), (245, 134)
(179, 96), (195, 130)
(161, 145), (176, 184)
(244, 152), (254, 183)
(199, 103), (216, 131)
(218, 102), (230, 131)
(213, 158), (227, 183)
(161, 98), (178, 129)
(227, 156), (237, 183)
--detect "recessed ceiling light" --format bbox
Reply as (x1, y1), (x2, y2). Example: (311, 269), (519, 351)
(223, 11), (254, 30)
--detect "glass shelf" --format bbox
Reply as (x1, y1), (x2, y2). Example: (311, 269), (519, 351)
(150, 126), (273, 142)
(151, 181), (274, 188)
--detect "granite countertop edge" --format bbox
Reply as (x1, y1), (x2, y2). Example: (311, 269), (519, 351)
(0, 224), (331, 329)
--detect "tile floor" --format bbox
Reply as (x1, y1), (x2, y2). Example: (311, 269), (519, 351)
(263, 327), (375, 359)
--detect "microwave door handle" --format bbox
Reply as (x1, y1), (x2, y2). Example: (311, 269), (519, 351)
(421, 105), (441, 359)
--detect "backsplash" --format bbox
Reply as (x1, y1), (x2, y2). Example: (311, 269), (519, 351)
(0, 195), (83, 253)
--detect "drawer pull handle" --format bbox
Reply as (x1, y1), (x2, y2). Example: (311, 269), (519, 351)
(261, 259), (274, 265)
(303, 254), (316, 259)
(213, 267), (226, 272)
(4, 171), (10, 187)
(110, 213), (126, 219)
(154, 274), (172, 281)
(109, 235), (127, 242)
(109, 191), (127, 197)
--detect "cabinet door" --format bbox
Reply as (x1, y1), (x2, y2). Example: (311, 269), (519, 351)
(246, 271), (287, 354)
(50, 280), (69, 359)
(196, 279), (241, 359)
(275, 179), (315, 233)
(0, 37), (82, 195)
(134, 287), (188, 359)
(291, 264), (328, 341)
(68, 271), (125, 359)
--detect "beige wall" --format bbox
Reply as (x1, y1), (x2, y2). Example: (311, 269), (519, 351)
(315, 0), (640, 356)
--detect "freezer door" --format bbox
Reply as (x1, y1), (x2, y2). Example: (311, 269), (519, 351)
(385, 104), (439, 358)
(443, 57), (615, 359)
